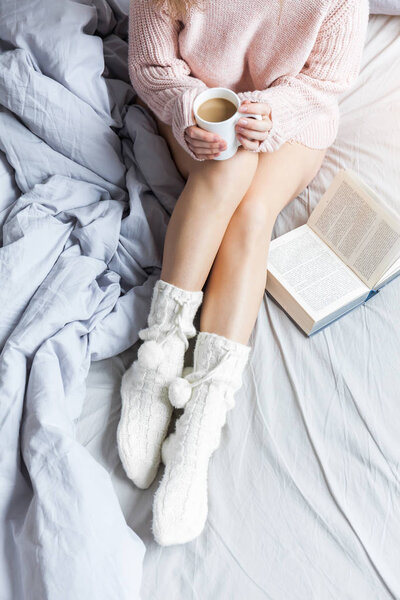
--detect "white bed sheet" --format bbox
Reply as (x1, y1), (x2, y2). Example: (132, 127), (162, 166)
(77, 15), (400, 600)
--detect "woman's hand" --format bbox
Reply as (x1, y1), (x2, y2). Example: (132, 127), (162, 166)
(235, 100), (272, 151)
(184, 98), (271, 158)
(184, 126), (227, 160)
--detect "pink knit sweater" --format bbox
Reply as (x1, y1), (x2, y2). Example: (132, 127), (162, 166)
(128, 0), (369, 161)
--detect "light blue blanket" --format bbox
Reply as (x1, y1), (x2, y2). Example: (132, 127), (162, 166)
(0, 1), (184, 597)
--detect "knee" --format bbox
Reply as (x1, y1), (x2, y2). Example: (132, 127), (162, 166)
(233, 196), (276, 247)
(192, 149), (259, 209)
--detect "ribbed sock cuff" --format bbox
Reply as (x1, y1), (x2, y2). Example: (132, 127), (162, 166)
(145, 279), (204, 336)
(156, 279), (203, 306)
(194, 331), (251, 378)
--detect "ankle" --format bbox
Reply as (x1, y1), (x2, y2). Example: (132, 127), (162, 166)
(144, 278), (203, 337)
(194, 331), (251, 373)
(168, 331), (251, 410)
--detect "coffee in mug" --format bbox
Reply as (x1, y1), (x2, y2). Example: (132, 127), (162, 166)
(193, 87), (263, 161)
(196, 98), (237, 123)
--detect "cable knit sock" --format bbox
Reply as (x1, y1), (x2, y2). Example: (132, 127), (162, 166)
(117, 279), (203, 489)
(152, 331), (251, 546)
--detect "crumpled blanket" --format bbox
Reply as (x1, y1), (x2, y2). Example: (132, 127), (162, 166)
(0, 0), (184, 597)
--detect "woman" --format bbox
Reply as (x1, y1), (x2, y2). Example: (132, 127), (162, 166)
(117, 0), (369, 546)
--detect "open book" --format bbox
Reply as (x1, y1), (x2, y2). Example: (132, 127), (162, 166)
(265, 169), (400, 335)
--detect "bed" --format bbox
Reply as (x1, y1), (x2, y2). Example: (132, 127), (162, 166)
(0, 2), (399, 599)
(82, 10), (400, 600)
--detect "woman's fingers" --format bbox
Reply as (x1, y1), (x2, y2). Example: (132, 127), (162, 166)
(186, 125), (223, 143)
(235, 101), (272, 144)
(185, 125), (227, 159)
(235, 126), (269, 141)
(238, 101), (271, 117)
(185, 125), (226, 159)
(189, 146), (222, 155)
(185, 136), (226, 150)
(187, 145), (221, 159)
(237, 134), (260, 152)
(236, 116), (272, 133)
(196, 153), (220, 160)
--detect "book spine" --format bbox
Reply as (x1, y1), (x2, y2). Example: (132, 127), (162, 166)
(364, 290), (380, 302)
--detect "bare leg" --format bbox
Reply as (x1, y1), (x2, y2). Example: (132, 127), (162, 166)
(136, 96), (259, 290)
(137, 96), (326, 343)
(160, 148), (260, 289)
(200, 142), (327, 344)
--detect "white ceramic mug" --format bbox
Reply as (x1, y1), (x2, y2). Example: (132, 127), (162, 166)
(193, 87), (263, 161)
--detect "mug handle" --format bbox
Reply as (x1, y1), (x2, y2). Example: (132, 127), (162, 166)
(235, 113), (263, 147)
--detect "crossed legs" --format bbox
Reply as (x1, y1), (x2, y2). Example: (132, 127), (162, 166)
(120, 99), (326, 545)
(153, 106), (327, 343)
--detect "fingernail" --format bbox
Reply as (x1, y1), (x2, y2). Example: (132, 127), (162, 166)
(219, 143), (225, 149)
(239, 118), (247, 125)
(240, 105), (247, 111)
(213, 136), (220, 141)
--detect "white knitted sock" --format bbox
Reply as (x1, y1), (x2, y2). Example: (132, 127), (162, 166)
(117, 279), (203, 489)
(152, 330), (251, 546)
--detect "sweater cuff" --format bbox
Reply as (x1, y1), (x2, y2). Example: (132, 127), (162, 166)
(237, 90), (288, 152)
(172, 85), (209, 161)
(237, 88), (339, 152)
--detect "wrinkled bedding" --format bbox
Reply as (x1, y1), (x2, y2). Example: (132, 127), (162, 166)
(0, 2), (399, 599)
(0, 0), (182, 597)
(370, 0), (400, 15)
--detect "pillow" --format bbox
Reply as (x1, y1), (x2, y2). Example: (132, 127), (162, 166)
(369, 0), (400, 15)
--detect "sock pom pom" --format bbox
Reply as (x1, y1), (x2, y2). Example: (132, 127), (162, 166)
(168, 377), (192, 409)
(137, 340), (164, 369)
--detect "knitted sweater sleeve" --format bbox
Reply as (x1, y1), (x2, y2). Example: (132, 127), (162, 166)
(237, 0), (369, 152)
(128, 0), (208, 160)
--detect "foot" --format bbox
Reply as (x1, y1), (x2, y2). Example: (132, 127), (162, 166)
(117, 356), (177, 489)
(152, 331), (250, 544)
(117, 279), (203, 489)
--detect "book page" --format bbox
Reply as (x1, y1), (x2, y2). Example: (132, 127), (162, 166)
(373, 255), (400, 290)
(267, 225), (369, 319)
(308, 170), (400, 289)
